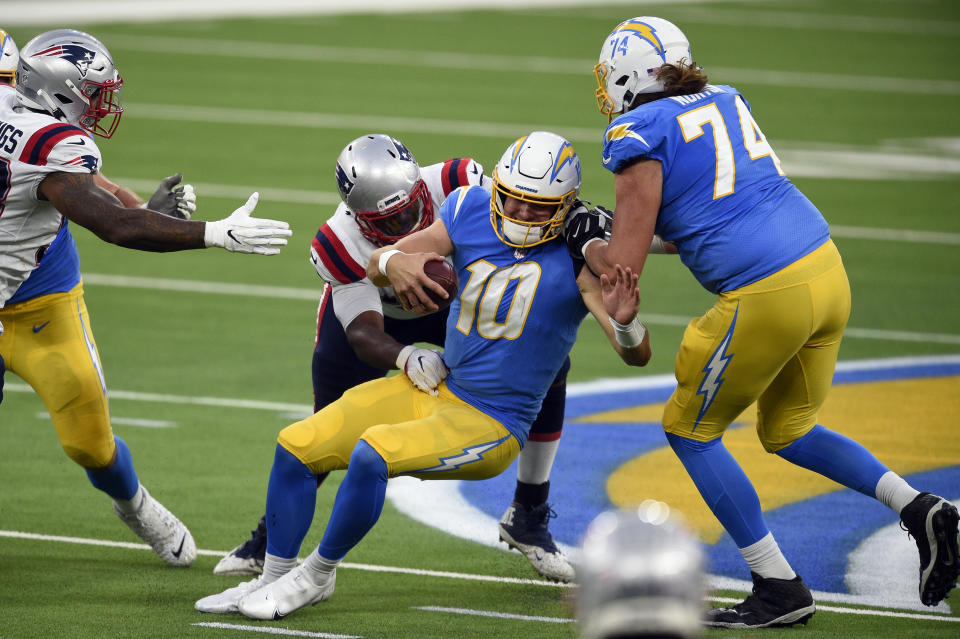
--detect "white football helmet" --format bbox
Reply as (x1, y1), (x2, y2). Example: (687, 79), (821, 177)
(16, 29), (123, 138)
(335, 133), (433, 247)
(595, 17), (693, 120)
(490, 131), (580, 249)
(577, 501), (706, 639)
(0, 30), (18, 85)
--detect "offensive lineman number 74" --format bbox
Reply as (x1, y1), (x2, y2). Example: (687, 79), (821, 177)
(676, 95), (785, 199)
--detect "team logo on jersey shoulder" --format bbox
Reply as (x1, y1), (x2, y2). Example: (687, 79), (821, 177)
(32, 44), (97, 78)
(64, 154), (99, 171)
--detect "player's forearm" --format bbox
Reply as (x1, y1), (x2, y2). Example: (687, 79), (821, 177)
(345, 322), (405, 370)
(97, 209), (206, 251)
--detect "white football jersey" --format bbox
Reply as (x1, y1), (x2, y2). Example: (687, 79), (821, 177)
(0, 86), (102, 307)
(309, 157), (489, 326)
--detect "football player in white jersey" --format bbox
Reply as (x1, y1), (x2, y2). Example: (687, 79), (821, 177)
(212, 134), (578, 583)
(0, 29), (291, 567)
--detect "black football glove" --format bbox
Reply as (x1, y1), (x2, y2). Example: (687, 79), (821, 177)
(563, 199), (613, 260)
(146, 173), (197, 220)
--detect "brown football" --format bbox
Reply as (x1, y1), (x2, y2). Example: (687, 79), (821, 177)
(423, 259), (458, 310)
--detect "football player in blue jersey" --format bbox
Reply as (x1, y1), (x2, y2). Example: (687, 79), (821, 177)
(0, 29), (291, 568)
(564, 16), (960, 628)
(213, 134), (582, 583)
(195, 131), (652, 620)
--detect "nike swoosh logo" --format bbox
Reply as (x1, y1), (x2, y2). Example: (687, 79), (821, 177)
(32, 321), (50, 333)
(172, 534), (186, 559)
(226, 229), (242, 245)
(66, 139), (86, 145)
(417, 356), (426, 368)
(470, 164), (479, 174)
(602, 155), (613, 164)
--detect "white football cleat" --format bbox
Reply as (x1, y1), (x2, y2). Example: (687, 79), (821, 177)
(237, 564), (336, 620)
(113, 484), (196, 567)
(195, 577), (264, 614)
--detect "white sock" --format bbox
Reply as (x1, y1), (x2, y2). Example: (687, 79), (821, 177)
(113, 484), (145, 515)
(875, 471), (921, 514)
(740, 532), (796, 581)
(263, 553), (298, 585)
(302, 551), (340, 586)
(517, 439), (560, 485)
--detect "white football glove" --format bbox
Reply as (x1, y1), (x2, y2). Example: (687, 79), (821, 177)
(146, 173), (197, 220)
(203, 193), (292, 255)
(396, 345), (448, 395)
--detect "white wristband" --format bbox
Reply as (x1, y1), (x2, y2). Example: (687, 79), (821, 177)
(378, 249), (403, 277)
(608, 316), (646, 348)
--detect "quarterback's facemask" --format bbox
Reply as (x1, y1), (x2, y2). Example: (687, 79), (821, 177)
(16, 29), (124, 138)
(595, 16), (693, 121)
(490, 131), (580, 249)
(335, 133), (433, 247)
(353, 178), (434, 247)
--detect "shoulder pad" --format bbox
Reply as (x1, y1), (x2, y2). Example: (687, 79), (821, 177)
(19, 123), (97, 169)
(310, 224), (367, 284)
(440, 157), (484, 195)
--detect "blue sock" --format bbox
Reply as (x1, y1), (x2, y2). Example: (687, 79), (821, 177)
(265, 444), (319, 559)
(667, 433), (769, 548)
(85, 436), (139, 500)
(776, 424), (889, 496)
(317, 440), (388, 561)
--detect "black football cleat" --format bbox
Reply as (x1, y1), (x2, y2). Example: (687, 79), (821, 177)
(499, 501), (575, 582)
(213, 516), (267, 576)
(900, 492), (960, 606)
(705, 572), (815, 629)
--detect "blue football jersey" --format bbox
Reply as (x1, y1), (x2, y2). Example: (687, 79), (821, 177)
(601, 84), (829, 294)
(7, 223), (81, 305)
(439, 186), (587, 445)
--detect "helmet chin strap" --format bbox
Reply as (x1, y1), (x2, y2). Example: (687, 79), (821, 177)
(503, 219), (543, 247)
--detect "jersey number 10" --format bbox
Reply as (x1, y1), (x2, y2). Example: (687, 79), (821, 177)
(676, 95), (785, 199)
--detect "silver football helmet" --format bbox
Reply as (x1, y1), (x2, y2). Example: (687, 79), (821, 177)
(16, 29), (123, 138)
(490, 131), (580, 249)
(0, 29), (18, 85)
(595, 17), (693, 120)
(577, 501), (706, 639)
(335, 134), (433, 247)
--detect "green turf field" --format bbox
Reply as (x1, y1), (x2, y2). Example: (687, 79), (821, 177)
(2, 1), (959, 637)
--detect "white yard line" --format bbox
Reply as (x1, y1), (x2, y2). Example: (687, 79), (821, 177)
(112, 177), (960, 246)
(1, 529), (958, 623)
(71, 273), (960, 346)
(82, 34), (960, 96)
(413, 606), (572, 623)
(192, 622), (361, 638)
(120, 103), (960, 180)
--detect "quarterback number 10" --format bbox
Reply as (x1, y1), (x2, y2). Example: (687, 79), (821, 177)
(676, 95), (784, 199)
(455, 260), (541, 340)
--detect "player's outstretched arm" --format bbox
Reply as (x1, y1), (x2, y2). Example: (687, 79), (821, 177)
(40, 172), (290, 254)
(578, 263), (651, 366)
(367, 219), (454, 313)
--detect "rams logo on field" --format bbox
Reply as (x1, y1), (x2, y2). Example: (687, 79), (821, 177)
(391, 356), (960, 613)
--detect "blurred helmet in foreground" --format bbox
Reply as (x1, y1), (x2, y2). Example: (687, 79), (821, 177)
(577, 500), (705, 639)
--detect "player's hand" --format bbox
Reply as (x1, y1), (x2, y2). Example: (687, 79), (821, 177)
(384, 252), (448, 314)
(203, 193), (292, 255)
(396, 345), (448, 395)
(563, 199), (612, 260)
(147, 173), (197, 220)
(600, 264), (641, 325)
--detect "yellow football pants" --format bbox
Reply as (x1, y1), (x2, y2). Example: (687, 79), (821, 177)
(663, 240), (851, 452)
(279, 374), (520, 480)
(0, 282), (116, 468)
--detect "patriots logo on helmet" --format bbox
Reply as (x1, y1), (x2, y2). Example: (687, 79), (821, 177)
(335, 162), (355, 195)
(32, 44), (97, 77)
(391, 138), (414, 162)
